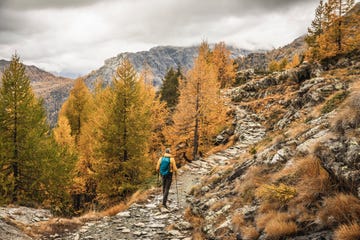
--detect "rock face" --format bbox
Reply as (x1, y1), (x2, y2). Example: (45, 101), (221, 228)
(0, 60), (74, 127)
(0, 206), (52, 240)
(83, 45), (251, 89)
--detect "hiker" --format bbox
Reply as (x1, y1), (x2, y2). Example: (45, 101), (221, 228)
(156, 148), (177, 208)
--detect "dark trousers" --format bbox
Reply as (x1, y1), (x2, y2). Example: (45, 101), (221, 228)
(162, 172), (173, 206)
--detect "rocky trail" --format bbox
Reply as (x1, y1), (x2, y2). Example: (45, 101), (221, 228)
(50, 106), (266, 240)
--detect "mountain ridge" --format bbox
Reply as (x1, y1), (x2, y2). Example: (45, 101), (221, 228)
(83, 45), (252, 89)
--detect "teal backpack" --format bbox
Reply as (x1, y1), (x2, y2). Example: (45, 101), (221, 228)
(160, 156), (170, 176)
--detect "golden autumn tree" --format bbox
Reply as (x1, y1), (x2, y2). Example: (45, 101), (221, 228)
(95, 58), (153, 203)
(306, 0), (357, 60)
(212, 42), (237, 88)
(286, 53), (301, 69)
(170, 41), (227, 161)
(54, 77), (96, 211)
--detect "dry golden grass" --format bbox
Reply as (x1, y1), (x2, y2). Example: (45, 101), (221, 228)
(207, 135), (238, 155)
(256, 210), (294, 230)
(231, 213), (245, 233)
(264, 219), (297, 239)
(25, 217), (83, 238)
(99, 203), (127, 217)
(288, 156), (330, 208)
(184, 207), (205, 240)
(318, 193), (360, 226)
(235, 165), (267, 204)
(331, 90), (360, 133)
(239, 225), (260, 240)
(192, 232), (205, 240)
(258, 201), (282, 214)
(334, 222), (360, 240)
(210, 199), (228, 212)
(285, 122), (308, 139)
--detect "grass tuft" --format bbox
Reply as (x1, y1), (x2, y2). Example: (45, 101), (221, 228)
(334, 222), (360, 240)
(318, 193), (360, 227)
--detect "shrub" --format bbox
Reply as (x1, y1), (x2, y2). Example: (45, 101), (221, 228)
(256, 183), (297, 204)
(334, 222), (360, 240)
(249, 146), (257, 155)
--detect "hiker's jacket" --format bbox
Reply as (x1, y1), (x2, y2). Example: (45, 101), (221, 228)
(156, 153), (177, 174)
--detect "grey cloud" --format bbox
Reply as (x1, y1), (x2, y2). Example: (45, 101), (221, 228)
(0, 0), (113, 10)
(0, 0), (319, 76)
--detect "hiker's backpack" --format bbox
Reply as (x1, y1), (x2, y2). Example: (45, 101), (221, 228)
(160, 156), (171, 176)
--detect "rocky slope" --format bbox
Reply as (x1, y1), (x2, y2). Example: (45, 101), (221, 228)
(0, 60), (74, 127)
(83, 45), (251, 89)
(187, 50), (360, 239)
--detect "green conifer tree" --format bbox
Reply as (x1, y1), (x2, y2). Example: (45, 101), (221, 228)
(159, 67), (182, 109)
(0, 54), (73, 210)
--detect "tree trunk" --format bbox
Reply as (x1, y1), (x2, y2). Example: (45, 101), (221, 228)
(12, 92), (19, 203)
(123, 96), (128, 161)
(193, 82), (200, 161)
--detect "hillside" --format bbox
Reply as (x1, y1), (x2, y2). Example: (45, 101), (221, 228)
(237, 35), (306, 72)
(83, 45), (251, 89)
(187, 50), (360, 239)
(0, 60), (74, 126)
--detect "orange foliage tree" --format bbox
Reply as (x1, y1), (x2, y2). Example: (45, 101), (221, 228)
(169, 41), (228, 161)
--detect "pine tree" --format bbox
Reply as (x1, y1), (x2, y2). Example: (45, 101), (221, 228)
(159, 67), (182, 109)
(54, 77), (96, 211)
(306, 0), (325, 46)
(0, 54), (73, 209)
(212, 42), (237, 88)
(171, 42), (227, 161)
(95, 58), (152, 202)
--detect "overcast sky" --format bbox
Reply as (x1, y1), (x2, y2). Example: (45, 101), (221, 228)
(0, 0), (321, 78)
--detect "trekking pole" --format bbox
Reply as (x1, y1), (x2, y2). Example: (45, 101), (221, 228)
(175, 173), (180, 208)
(157, 171), (160, 187)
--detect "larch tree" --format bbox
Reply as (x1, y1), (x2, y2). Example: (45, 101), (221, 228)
(55, 77), (96, 211)
(171, 42), (227, 161)
(95, 58), (152, 202)
(0, 54), (73, 210)
(308, 0), (356, 60)
(212, 42), (237, 88)
(61, 77), (93, 146)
